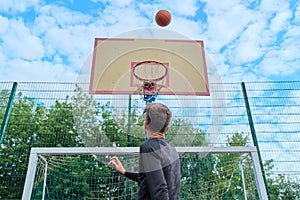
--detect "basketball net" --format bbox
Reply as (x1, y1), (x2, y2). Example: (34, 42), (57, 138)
(132, 61), (167, 103)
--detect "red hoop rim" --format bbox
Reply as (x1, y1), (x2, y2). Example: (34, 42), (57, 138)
(132, 60), (168, 82)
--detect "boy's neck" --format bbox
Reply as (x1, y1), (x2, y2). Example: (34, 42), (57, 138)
(147, 132), (165, 139)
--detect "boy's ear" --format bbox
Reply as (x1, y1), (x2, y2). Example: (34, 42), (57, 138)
(165, 126), (169, 132)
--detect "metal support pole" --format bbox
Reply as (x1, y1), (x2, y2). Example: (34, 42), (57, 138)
(0, 82), (18, 146)
(127, 94), (132, 147)
(239, 154), (249, 200)
(241, 82), (270, 199)
(38, 155), (48, 200)
(22, 151), (39, 200)
(126, 94), (132, 200)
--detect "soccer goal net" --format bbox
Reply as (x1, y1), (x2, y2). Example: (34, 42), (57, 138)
(22, 146), (267, 200)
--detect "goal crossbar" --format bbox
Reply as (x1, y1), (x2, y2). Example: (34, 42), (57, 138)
(22, 146), (268, 200)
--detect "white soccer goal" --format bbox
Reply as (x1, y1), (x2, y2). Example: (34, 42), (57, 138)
(22, 146), (268, 200)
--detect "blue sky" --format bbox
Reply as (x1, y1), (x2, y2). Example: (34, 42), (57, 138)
(0, 0), (300, 83)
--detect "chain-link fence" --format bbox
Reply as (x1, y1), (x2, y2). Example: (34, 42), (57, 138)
(0, 81), (299, 199)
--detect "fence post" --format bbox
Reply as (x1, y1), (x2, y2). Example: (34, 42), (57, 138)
(241, 82), (270, 199)
(126, 94), (132, 200)
(127, 94), (132, 147)
(0, 82), (18, 146)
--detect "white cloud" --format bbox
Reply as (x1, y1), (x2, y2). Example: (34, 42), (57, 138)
(226, 19), (269, 65)
(31, 14), (56, 36)
(160, 0), (199, 17)
(0, 0), (299, 84)
(92, 0), (133, 7)
(0, 48), (6, 66)
(170, 17), (205, 39)
(231, 41), (263, 64)
(1, 18), (44, 60)
(294, 3), (300, 25)
(258, 51), (294, 76)
(0, 58), (77, 82)
(269, 8), (292, 32)
(0, 0), (40, 13)
(203, 1), (256, 52)
(257, 22), (300, 77)
(204, 0), (241, 12)
(200, 0), (300, 81)
(244, 19), (273, 46)
(31, 5), (101, 69)
(280, 40), (300, 62)
(38, 5), (92, 27)
(137, 3), (157, 18)
(260, 0), (290, 14)
(0, 16), (10, 34)
(96, 6), (151, 38)
(285, 25), (300, 40)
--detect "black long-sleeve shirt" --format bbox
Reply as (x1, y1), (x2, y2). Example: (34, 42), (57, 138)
(124, 138), (181, 200)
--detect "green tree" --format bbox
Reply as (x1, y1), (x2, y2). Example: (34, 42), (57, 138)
(0, 89), (118, 199)
(167, 118), (207, 147)
(264, 160), (300, 199)
(168, 119), (213, 199)
(213, 133), (255, 199)
(72, 86), (110, 147)
(35, 98), (82, 147)
(0, 92), (44, 198)
(1, 87), (300, 199)
(99, 101), (144, 147)
(30, 88), (128, 199)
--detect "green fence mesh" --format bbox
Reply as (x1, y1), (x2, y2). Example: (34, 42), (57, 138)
(0, 81), (300, 199)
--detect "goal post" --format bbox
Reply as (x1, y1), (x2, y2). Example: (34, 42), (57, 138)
(22, 146), (268, 200)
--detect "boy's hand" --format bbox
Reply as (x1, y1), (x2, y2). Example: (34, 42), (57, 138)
(108, 156), (126, 175)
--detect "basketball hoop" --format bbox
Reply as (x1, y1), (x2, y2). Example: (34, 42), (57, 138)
(132, 61), (168, 103)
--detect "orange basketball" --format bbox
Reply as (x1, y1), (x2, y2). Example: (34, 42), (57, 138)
(155, 10), (171, 27)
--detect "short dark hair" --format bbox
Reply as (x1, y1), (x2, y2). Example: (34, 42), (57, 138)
(143, 103), (172, 133)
